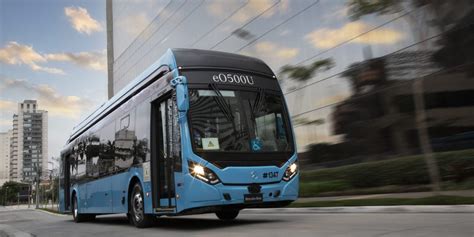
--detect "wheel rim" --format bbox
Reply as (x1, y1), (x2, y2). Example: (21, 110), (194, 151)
(74, 198), (78, 218)
(133, 191), (144, 222)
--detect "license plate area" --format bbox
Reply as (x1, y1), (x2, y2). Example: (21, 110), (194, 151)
(244, 193), (263, 203)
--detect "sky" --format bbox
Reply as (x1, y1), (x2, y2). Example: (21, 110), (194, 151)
(0, 0), (107, 163)
(0, 0), (420, 158)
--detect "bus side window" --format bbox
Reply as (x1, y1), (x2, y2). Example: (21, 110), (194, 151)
(99, 122), (115, 176)
(85, 132), (100, 179)
(115, 109), (137, 170)
(135, 100), (151, 163)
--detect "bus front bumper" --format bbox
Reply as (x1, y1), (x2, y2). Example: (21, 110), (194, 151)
(178, 173), (298, 213)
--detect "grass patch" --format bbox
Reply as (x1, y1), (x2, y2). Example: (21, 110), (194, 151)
(290, 195), (474, 208)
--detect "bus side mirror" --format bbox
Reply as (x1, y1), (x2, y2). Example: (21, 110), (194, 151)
(171, 76), (189, 111)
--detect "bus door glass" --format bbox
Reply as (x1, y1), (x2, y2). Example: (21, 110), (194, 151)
(151, 96), (180, 209)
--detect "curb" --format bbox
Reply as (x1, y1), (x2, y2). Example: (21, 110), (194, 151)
(35, 208), (69, 217)
(242, 205), (474, 214)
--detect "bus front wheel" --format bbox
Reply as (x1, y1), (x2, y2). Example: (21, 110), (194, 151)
(129, 183), (154, 228)
(215, 209), (239, 220)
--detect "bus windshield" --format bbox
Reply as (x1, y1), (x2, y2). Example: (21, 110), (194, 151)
(188, 88), (292, 153)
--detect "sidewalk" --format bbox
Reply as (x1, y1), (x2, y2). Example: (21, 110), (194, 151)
(0, 204), (33, 211)
(296, 190), (474, 203)
(0, 204), (58, 211)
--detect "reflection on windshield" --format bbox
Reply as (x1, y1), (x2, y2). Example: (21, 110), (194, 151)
(189, 89), (291, 153)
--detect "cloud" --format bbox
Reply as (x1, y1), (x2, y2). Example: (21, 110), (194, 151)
(208, 0), (289, 23)
(0, 41), (65, 74)
(0, 100), (16, 113)
(254, 41), (299, 60)
(305, 22), (404, 49)
(65, 6), (103, 35)
(46, 50), (106, 71)
(241, 41), (299, 68)
(0, 41), (106, 73)
(0, 78), (93, 119)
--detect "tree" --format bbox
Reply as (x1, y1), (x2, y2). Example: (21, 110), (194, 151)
(347, 0), (403, 20)
(1, 181), (26, 205)
(280, 58), (334, 82)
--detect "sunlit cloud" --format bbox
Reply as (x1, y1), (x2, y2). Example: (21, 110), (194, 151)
(0, 41), (65, 75)
(242, 41), (299, 68)
(46, 50), (106, 71)
(0, 41), (106, 73)
(254, 41), (299, 60)
(0, 78), (94, 119)
(0, 100), (16, 112)
(65, 6), (103, 35)
(305, 22), (404, 49)
(207, 0), (289, 23)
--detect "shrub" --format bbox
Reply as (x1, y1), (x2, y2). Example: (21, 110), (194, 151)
(300, 149), (474, 188)
(299, 180), (352, 197)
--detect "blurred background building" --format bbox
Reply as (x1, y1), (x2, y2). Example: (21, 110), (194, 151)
(106, 0), (474, 194)
(0, 130), (12, 186)
(9, 100), (48, 183)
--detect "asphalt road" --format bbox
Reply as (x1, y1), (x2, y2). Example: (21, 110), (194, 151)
(0, 207), (473, 237)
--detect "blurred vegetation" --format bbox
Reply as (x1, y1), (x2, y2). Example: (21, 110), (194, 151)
(290, 195), (474, 207)
(0, 181), (28, 205)
(280, 58), (334, 82)
(300, 149), (474, 196)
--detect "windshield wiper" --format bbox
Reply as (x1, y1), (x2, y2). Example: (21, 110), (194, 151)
(209, 84), (234, 123)
(252, 87), (266, 117)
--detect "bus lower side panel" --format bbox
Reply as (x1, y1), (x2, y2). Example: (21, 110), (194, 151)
(76, 172), (130, 214)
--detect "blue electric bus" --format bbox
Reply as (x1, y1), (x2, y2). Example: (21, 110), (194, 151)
(59, 48), (298, 227)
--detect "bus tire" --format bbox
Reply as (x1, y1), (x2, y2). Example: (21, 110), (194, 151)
(215, 209), (239, 220)
(129, 183), (154, 228)
(72, 194), (95, 223)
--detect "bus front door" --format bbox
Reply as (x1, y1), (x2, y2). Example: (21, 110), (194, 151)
(151, 97), (177, 212)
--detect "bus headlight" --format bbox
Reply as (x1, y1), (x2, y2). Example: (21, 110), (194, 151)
(283, 161), (298, 181)
(189, 162), (221, 185)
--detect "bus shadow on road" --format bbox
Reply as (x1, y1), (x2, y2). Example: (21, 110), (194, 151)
(86, 215), (284, 230)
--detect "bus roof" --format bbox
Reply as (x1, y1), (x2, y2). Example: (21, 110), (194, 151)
(173, 48), (274, 76)
(65, 48), (274, 146)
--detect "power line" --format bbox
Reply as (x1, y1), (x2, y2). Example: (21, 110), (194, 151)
(284, 24), (444, 97)
(209, 0), (282, 50)
(116, 0), (202, 83)
(114, 0), (175, 66)
(281, 10), (414, 100)
(289, 38), (467, 121)
(190, 0), (250, 47)
(237, 0), (320, 52)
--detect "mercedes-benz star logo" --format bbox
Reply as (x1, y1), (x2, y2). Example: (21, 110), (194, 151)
(250, 171), (258, 180)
